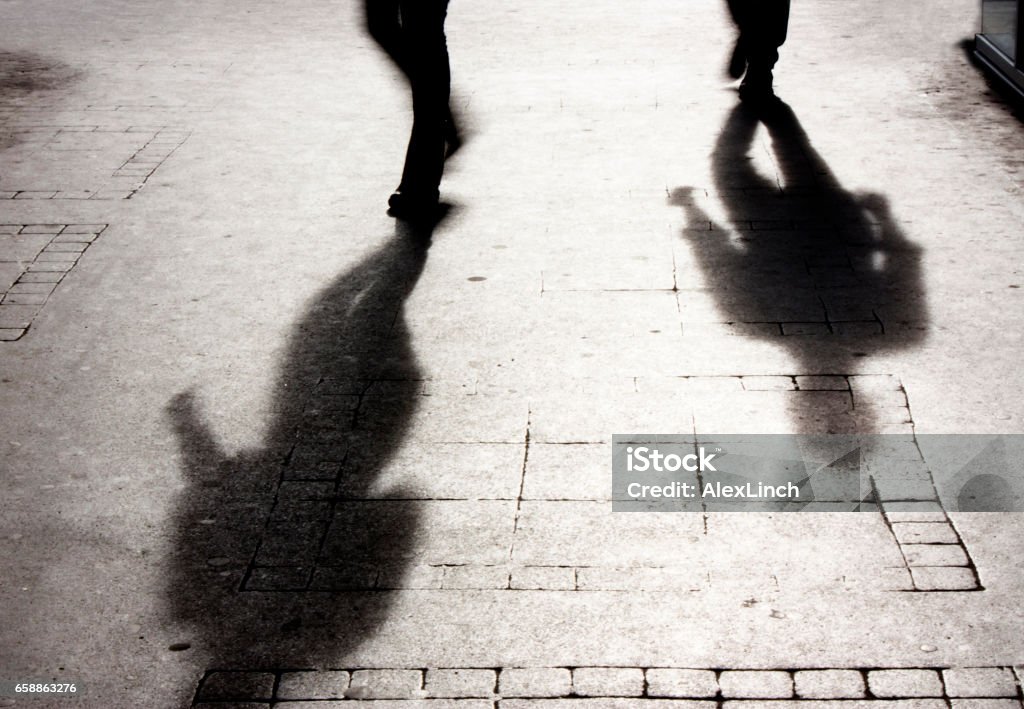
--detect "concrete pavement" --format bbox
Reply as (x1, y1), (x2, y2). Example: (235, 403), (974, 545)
(1, 0), (1023, 706)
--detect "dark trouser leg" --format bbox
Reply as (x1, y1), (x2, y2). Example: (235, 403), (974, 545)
(728, 0), (790, 71)
(366, 0), (412, 78)
(396, 0), (450, 200)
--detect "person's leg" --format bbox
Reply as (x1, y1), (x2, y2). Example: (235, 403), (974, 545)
(737, 0), (789, 100)
(744, 0), (789, 71)
(391, 0), (450, 214)
(365, 0), (407, 72)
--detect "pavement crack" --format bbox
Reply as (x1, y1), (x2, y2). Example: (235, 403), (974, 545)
(508, 407), (532, 562)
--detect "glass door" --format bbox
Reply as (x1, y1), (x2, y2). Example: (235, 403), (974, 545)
(982, 0), (1018, 60)
(977, 0), (1024, 95)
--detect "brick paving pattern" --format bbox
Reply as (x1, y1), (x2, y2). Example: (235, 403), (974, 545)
(191, 666), (1024, 706)
(0, 223), (106, 340)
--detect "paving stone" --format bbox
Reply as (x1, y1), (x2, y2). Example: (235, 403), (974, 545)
(376, 563), (444, 590)
(849, 374), (905, 393)
(0, 305), (37, 328)
(15, 271), (63, 283)
(724, 702), (948, 709)
(575, 566), (707, 592)
(718, 670), (794, 698)
(571, 667), (644, 697)
(196, 671), (275, 701)
(278, 670), (350, 699)
(522, 443), (608, 501)
(308, 563), (380, 590)
(645, 669), (719, 698)
(26, 261), (73, 272)
(834, 319), (887, 335)
(874, 475), (940, 502)
(425, 669), (496, 698)
(867, 669), (944, 697)
(7, 282), (55, 295)
(0, 328), (26, 341)
(44, 242), (88, 253)
(911, 566), (979, 591)
(512, 501), (705, 567)
(504, 702), (715, 709)
(52, 232), (99, 243)
(903, 544), (969, 567)
(499, 668), (572, 698)
(510, 566), (576, 590)
(275, 702), (492, 708)
(338, 441), (524, 500)
(891, 522), (960, 544)
(2, 293), (47, 305)
(59, 224), (106, 234)
(740, 376), (797, 391)
(441, 565), (510, 590)
(943, 668), (1019, 697)
(949, 700), (1024, 709)
(34, 251), (79, 262)
(796, 376), (850, 391)
(18, 224), (63, 234)
(885, 506), (948, 522)
(254, 498), (331, 565)
(793, 670), (866, 699)
(347, 669), (423, 699)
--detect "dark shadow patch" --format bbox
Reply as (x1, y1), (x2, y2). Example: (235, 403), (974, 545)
(0, 51), (80, 97)
(671, 100), (927, 432)
(0, 51), (82, 151)
(165, 216), (441, 683)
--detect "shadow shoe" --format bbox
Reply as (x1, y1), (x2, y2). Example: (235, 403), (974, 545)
(738, 67), (777, 103)
(443, 112), (463, 159)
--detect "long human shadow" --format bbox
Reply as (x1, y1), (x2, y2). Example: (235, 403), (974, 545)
(671, 100), (928, 433)
(165, 217), (440, 697)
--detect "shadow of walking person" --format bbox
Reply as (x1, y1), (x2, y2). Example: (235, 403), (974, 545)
(165, 216), (442, 703)
(670, 100), (928, 434)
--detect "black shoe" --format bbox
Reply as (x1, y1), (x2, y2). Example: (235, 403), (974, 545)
(387, 190), (441, 223)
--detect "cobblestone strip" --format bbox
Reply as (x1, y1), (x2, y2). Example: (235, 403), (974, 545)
(857, 385), (984, 593)
(0, 224), (106, 341)
(112, 127), (191, 195)
(191, 666), (1024, 705)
